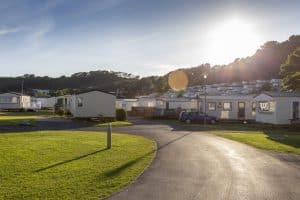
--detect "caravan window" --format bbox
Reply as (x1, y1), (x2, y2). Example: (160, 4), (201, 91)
(252, 102), (256, 111)
(0, 97), (18, 104)
(223, 102), (232, 111)
(77, 97), (83, 107)
(208, 102), (216, 111)
(0, 97), (8, 103)
(258, 101), (274, 112)
(11, 97), (18, 103)
(217, 102), (222, 109)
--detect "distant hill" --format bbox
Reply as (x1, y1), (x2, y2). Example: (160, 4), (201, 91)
(0, 35), (299, 97)
(175, 35), (300, 86)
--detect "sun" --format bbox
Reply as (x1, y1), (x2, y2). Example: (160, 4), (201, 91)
(206, 18), (262, 64)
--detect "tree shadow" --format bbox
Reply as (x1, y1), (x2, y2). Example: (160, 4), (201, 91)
(104, 132), (191, 178)
(34, 148), (108, 173)
(164, 120), (300, 149)
(0, 118), (93, 133)
(263, 130), (300, 149)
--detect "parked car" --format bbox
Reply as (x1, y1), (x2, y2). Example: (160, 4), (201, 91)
(179, 111), (218, 124)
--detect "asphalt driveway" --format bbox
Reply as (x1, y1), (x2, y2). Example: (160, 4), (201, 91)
(100, 120), (300, 200)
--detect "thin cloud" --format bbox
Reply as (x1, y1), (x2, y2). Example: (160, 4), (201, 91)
(26, 19), (55, 49)
(0, 26), (23, 36)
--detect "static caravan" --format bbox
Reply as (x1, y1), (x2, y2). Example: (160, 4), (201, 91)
(156, 98), (198, 111)
(202, 95), (256, 120)
(56, 95), (72, 110)
(37, 97), (56, 109)
(116, 99), (138, 111)
(254, 92), (300, 124)
(30, 97), (42, 110)
(0, 92), (31, 110)
(70, 90), (116, 118)
(136, 97), (157, 107)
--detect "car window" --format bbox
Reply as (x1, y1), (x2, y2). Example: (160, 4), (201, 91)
(188, 112), (195, 117)
(198, 112), (205, 116)
(181, 112), (188, 118)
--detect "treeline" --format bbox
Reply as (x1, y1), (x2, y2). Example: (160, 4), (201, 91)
(0, 35), (299, 97)
(0, 71), (167, 98)
(179, 35), (300, 86)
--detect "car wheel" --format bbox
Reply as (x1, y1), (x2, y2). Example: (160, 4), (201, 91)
(186, 119), (191, 124)
(210, 119), (216, 124)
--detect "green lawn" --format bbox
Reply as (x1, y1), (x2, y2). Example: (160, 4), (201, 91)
(96, 121), (134, 127)
(0, 131), (155, 199)
(204, 124), (300, 154)
(0, 111), (56, 125)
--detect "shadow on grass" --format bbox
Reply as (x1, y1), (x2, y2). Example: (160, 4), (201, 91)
(178, 122), (300, 149)
(164, 120), (300, 150)
(0, 118), (93, 133)
(104, 132), (191, 178)
(0, 111), (51, 117)
(34, 148), (108, 173)
(264, 130), (300, 149)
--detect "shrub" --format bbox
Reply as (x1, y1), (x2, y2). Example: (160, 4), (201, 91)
(55, 108), (65, 116)
(64, 109), (72, 116)
(116, 109), (127, 121)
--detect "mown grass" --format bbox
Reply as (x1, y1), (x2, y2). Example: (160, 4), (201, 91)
(0, 131), (155, 199)
(212, 130), (300, 154)
(0, 111), (55, 125)
(96, 121), (134, 127)
(202, 123), (300, 154)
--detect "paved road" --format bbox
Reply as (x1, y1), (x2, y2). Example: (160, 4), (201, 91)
(1, 118), (300, 199)
(96, 119), (300, 200)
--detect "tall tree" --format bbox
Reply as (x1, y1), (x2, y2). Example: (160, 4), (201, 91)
(280, 48), (300, 91)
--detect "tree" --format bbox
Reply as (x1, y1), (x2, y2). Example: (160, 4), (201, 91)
(280, 48), (300, 91)
(177, 90), (184, 98)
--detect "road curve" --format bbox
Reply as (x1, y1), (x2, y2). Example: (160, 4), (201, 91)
(99, 120), (300, 200)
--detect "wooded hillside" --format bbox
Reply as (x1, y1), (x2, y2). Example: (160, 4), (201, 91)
(0, 35), (299, 97)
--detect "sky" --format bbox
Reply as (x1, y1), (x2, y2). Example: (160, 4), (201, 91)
(0, 0), (299, 77)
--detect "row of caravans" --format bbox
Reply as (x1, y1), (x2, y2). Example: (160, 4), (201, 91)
(0, 92), (41, 111)
(0, 91), (116, 118)
(116, 92), (300, 124)
(116, 96), (256, 120)
(1, 91), (299, 124)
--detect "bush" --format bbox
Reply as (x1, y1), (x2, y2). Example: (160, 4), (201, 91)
(55, 108), (65, 116)
(116, 109), (127, 121)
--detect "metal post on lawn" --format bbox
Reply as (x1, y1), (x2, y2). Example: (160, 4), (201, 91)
(203, 74), (207, 125)
(107, 123), (112, 149)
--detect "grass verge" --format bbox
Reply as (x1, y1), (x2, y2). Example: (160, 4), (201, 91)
(0, 131), (155, 199)
(0, 111), (56, 125)
(203, 123), (300, 154)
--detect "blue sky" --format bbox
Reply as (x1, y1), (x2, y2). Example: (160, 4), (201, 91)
(0, 0), (300, 77)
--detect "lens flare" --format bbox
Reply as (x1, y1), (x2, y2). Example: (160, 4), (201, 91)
(168, 70), (189, 91)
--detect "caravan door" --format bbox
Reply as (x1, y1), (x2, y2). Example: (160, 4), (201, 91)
(292, 101), (299, 119)
(238, 102), (246, 119)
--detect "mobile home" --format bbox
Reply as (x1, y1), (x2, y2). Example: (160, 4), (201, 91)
(202, 95), (256, 120)
(116, 99), (138, 111)
(156, 98), (198, 111)
(56, 95), (72, 111)
(0, 92), (31, 110)
(37, 97), (56, 109)
(30, 97), (42, 110)
(70, 90), (116, 118)
(136, 97), (157, 107)
(254, 92), (300, 124)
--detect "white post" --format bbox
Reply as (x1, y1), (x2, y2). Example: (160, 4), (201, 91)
(204, 85), (207, 125)
(107, 123), (112, 149)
